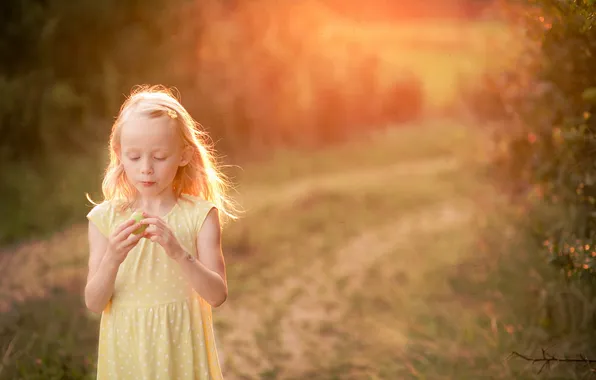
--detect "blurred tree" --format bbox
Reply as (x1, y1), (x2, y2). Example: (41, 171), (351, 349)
(466, 0), (596, 284)
(0, 0), (425, 246)
(320, 0), (495, 20)
(0, 0), (203, 245)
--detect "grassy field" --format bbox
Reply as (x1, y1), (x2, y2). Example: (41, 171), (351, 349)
(1, 118), (588, 379)
(214, 120), (560, 380)
(3, 14), (586, 380)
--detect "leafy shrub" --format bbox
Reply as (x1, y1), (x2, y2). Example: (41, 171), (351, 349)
(0, 0), (201, 246)
(466, 0), (596, 284)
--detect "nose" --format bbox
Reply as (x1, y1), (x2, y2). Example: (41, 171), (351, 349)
(141, 158), (153, 175)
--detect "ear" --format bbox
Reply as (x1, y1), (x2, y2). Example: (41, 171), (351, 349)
(179, 145), (193, 167)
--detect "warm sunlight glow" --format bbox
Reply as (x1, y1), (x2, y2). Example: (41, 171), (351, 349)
(195, 0), (508, 147)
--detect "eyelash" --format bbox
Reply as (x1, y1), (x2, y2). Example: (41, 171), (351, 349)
(129, 157), (166, 161)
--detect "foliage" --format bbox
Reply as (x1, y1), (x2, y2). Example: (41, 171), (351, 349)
(0, 0), (429, 246)
(0, 0), (203, 246)
(466, 0), (596, 284)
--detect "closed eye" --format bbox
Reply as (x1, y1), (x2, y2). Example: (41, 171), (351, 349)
(129, 157), (140, 161)
(154, 157), (167, 161)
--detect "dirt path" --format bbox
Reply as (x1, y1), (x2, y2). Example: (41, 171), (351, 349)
(0, 156), (459, 312)
(239, 156), (459, 213)
(215, 155), (475, 379)
(0, 123), (483, 379)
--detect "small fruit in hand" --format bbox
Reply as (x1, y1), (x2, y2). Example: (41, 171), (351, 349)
(131, 211), (147, 235)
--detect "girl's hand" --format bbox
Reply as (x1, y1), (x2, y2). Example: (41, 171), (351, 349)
(105, 219), (144, 265)
(140, 213), (184, 261)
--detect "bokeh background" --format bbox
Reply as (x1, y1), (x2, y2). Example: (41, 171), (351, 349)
(1, 0), (596, 379)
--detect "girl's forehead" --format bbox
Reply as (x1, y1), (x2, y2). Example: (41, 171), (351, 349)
(120, 114), (181, 149)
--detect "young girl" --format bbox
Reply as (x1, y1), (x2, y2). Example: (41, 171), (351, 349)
(85, 85), (237, 379)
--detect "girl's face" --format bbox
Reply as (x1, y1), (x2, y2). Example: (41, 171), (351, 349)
(119, 113), (190, 197)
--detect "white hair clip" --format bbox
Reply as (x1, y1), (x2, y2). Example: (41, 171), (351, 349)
(167, 109), (178, 119)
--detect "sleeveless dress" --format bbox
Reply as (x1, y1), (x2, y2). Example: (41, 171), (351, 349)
(86, 194), (224, 379)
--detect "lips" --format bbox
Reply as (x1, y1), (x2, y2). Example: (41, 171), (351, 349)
(141, 181), (155, 186)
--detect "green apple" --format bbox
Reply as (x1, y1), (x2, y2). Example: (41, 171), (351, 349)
(131, 211), (147, 235)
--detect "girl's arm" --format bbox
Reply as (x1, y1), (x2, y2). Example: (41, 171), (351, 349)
(174, 208), (228, 307)
(84, 219), (142, 313)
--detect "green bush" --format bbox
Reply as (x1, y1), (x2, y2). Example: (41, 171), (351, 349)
(0, 0), (201, 246)
(466, 0), (596, 285)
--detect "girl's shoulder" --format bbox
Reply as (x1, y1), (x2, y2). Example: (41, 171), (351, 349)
(177, 194), (218, 232)
(87, 198), (128, 217)
(86, 198), (128, 237)
(87, 199), (112, 217)
(178, 194), (216, 211)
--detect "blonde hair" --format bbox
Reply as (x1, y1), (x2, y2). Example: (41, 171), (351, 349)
(87, 85), (239, 224)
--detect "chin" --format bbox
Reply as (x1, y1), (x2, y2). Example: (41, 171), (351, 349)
(135, 184), (160, 194)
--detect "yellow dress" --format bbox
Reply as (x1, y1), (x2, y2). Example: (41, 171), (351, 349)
(86, 194), (224, 380)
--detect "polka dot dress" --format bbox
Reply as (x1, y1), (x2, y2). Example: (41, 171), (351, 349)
(87, 194), (223, 380)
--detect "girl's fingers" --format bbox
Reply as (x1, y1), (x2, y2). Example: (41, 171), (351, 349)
(123, 233), (143, 249)
(144, 225), (159, 236)
(140, 217), (166, 229)
(140, 217), (159, 224)
(123, 232), (138, 245)
(112, 219), (136, 237)
(119, 223), (142, 241)
(138, 226), (161, 238)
